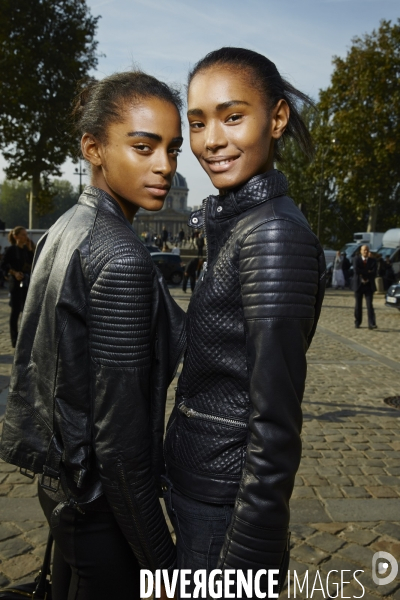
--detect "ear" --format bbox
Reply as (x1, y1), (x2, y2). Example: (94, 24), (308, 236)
(81, 133), (103, 167)
(271, 99), (289, 140)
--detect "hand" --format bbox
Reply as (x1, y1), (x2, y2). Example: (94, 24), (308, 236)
(14, 271), (24, 281)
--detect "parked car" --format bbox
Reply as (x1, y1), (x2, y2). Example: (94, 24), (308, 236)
(385, 283), (400, 311)
(144, 244), (159, 253)
(376, 229), (400, 282)
(150, 252), (184, 285)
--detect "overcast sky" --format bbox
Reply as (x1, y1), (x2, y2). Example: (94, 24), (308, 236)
(1, 0), (399, 207)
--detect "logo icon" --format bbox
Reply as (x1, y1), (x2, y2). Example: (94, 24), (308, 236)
(372, 551), (398, 586)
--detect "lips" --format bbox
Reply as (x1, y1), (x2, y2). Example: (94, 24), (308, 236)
(145, 184), (170, 197)
(203, 156), (239, 173)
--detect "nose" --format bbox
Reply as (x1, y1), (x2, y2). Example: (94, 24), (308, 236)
(153, 148), (173, 178)
(204, 119), (227, 152)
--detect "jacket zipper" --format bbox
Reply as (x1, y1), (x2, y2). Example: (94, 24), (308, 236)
(178, 401), (247, 429)
(202, 197), (209, 273)
(116, 463), (156, 571)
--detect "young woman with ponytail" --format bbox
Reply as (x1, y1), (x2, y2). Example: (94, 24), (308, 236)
(0, 71), (185, 599)
(164, 48), (326, 597)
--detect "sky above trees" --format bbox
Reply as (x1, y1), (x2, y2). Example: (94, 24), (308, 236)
(0, 0), (399, 207)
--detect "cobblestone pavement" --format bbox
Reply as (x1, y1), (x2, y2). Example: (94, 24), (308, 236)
(0, 286), (399, 597)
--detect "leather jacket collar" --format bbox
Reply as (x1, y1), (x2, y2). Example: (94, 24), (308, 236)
(79, 185), (129, 225)
(188, 169), (288, 228)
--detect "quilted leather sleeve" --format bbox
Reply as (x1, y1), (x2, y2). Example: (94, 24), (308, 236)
(89, 255), (176, 571)
(217, 219), (322, 578)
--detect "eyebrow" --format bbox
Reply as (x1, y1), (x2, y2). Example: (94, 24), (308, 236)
(126, 131), (183, 144)
(187, 100), (250, 117)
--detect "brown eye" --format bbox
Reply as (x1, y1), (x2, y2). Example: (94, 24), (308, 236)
(226, 114), (242, 123)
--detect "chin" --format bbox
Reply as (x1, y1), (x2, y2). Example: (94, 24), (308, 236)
(143, 201), (165, 212)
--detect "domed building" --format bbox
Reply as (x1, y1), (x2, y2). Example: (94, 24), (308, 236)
(133, 172), (191, 239)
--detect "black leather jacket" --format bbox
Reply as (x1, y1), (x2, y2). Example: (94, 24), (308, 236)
(0, 187), (185, 572)
(164, 170), (325, 576)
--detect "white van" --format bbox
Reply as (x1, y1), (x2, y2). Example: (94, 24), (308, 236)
(377, 229), (400, 280)
(353, 232), (384, 251)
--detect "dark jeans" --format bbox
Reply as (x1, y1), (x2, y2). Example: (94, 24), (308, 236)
(163, 480), (234, 597)
(38, 485), (141, 599)
(354, 286), (376, 327)
(9, 285), (27, 346)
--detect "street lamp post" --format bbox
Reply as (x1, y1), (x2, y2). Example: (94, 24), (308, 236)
(317, 140), (336, 240)
(74, 159), (87, 194)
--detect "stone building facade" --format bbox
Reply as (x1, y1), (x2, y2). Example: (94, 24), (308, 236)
(133, 172), (191, 238)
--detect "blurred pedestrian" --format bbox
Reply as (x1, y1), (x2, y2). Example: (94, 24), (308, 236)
(182, 257), (203, 293)
(178, 227), (185, 247)
(196, 232), (205, 257)
(353, 245), (377, 329)
(383, 256), (395, 291)
(342, 253), (351, 287)
(0, 227), (35, 347)
(332, 251), (345, 289)
(162, 226), (169, 249)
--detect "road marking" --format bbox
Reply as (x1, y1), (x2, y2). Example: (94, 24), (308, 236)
(317, 326), (400, 373)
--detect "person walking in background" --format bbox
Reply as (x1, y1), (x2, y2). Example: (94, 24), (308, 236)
(342, 252), (351, 288)
(383, 256), (395, 291)
(162, 225), (169, 249)
(182, 257), (203, 293)
(178, 227), (185, 247)
(196, 231), (205, 257)
(353, 244), (377, 329)
(0, 227), (35, 347)
(332, 250), (345, 289)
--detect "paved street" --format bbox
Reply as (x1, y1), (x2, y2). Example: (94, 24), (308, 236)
(0, 286), (399, 597)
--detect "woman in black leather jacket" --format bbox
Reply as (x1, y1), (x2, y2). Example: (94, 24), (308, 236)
(0, 72), (185, 599)
(164, 48), (326, 597)
(0, 227), (35, 347)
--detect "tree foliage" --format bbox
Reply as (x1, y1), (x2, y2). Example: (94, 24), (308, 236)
(319, 19), (400, 233)
(0, 179), (78, 230)
(279, 20), (400, 248)
(0, 0), (99, 225)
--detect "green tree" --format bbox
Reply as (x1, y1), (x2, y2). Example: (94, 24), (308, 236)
(0, 179), (78, 230)
(0, 180), (30, 229)
(0, 0), (99, 226)
(318, 19), (400, 233)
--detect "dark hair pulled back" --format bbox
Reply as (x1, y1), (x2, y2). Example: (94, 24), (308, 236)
(72, 70), (182, 147)
(8, 226), (26, 245)
(188, 47), (314, 161)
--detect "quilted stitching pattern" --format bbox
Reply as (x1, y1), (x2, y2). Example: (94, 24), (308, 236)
(90, 256), (153, 367)
(240, 221), (320, 320)
(165, 171), (325, 504)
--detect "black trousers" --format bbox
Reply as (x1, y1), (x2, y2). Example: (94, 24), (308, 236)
(9, 285), (27, 346)
(182, 273), (196, 293)
(354, 285), (376, 327)
(38, 485), (141, 600)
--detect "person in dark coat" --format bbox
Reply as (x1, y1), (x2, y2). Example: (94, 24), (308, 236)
(352, 245), (377, 329)
(383, 256), (396, 291)
(342, 253), (351, 287)
(162, 226), (169, 249)
(196, 232), (205, 257)
(0, 227), (35, 347)
(182, 257), (203, 292)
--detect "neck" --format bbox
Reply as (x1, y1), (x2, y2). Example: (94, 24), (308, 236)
(16, 241), (25, 248)
(90, 170), (137, 223)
